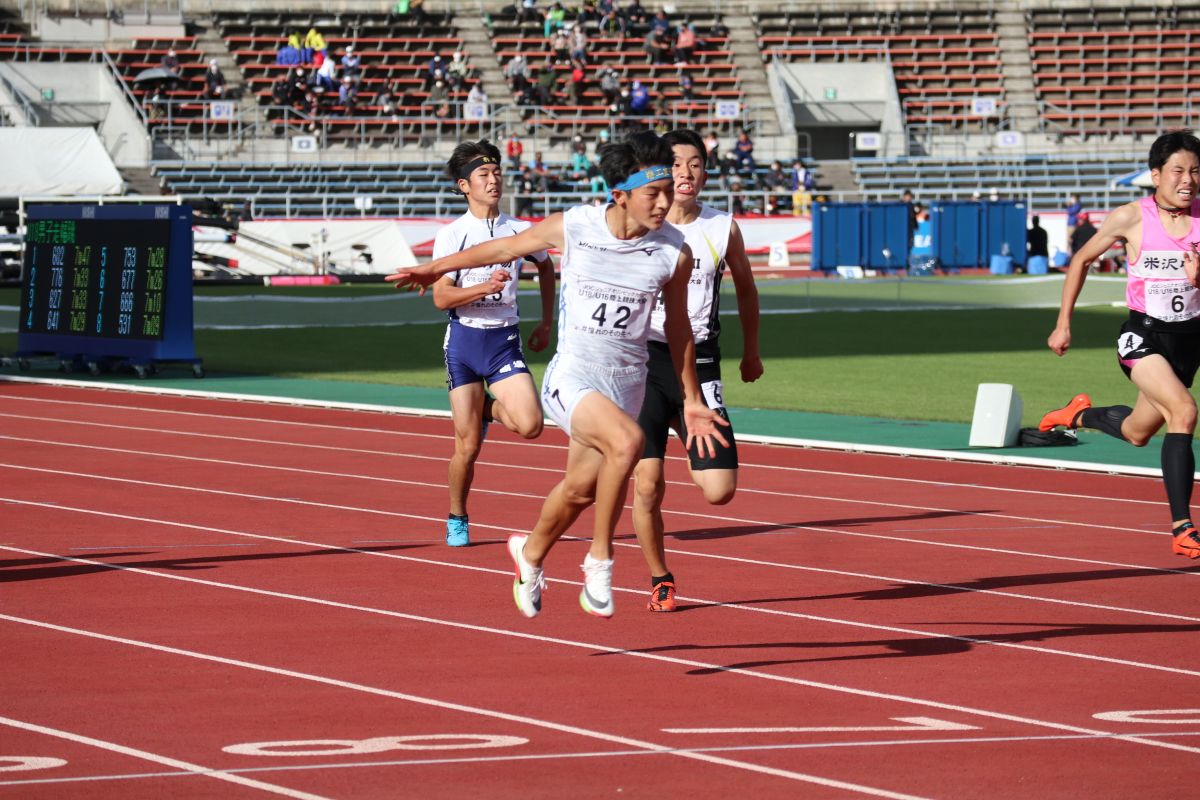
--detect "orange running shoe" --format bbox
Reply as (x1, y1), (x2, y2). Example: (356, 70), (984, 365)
(647, 580), (677, 612)
(1039, 393), (1092, 432)
(1172, 523), (1200, 559)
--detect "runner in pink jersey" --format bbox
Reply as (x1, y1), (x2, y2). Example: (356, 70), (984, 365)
(1041, 131), (1200, 559)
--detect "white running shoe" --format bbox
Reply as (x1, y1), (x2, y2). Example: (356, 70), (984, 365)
(579, 553), (615, 618)
(507, 534), (544, 618)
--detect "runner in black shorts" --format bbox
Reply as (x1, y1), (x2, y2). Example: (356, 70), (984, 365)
(632, 129), (763, 611)
(1041, 131), (1200, 560)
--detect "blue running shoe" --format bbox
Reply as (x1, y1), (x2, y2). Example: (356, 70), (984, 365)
(446, 516), (470, 547)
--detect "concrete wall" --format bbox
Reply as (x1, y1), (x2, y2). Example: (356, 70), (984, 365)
(2, 62), (150, 166)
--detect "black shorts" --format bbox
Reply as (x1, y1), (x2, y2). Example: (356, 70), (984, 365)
(1116, 311), (1200, 388)
(637, 340), (738, 470)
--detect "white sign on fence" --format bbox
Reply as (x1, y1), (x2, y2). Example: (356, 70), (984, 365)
(291, 135), (318, 153)
(210, 100), (235, 120)
(714, 100), (741, 120)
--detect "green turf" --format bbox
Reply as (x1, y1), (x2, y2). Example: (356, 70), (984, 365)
(0, 277), (1142, 428)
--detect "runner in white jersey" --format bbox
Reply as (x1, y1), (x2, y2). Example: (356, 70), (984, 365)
(1041, 131), (1200, 559)
(387, 131), (729, 618)
(632, 128), (763, 612)
(430, 140), (555, 548)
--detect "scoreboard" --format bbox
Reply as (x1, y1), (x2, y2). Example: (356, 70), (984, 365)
(17, 203), (199, 374)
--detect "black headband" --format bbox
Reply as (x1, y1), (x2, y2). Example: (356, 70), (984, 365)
(458, 155), (499, 181)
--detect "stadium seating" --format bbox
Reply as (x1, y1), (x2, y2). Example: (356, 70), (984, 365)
(851, 155), (1142, 209)
(754, 8), (1002, 130)
(1027, 5), (1200, 137)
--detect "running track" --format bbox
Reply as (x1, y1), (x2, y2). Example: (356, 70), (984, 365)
(0, 380), (1197, 799)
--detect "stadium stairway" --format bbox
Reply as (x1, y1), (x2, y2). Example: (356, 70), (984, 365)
(725, 13), (781, 138)
(994, 0), (1039, 133)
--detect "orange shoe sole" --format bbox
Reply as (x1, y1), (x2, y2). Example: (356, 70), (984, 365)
(1039, 393), (1092, 431)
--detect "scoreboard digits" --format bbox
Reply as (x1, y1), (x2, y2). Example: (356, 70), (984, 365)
(17, 204), (197, 369)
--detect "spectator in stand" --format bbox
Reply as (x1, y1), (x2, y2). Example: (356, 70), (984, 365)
(761, 159), (788, 207)
(304, 27), (327, 64)
(531, 150), (553, 186)
(517, 0), (541, 26)
(790, 159), (812, 215)
(270, 74), (290, 115)
(674, 23), (696, 64)
(447, 51), (471, 91)
(598, 0), (628, 35)
(629, 79), (651, 115)
(649, 9), (671, 35)
(506, 134), (524, 168)
(1070, 211), (1097, 258)
(569, 24), (589, 63)
(302, 88), (321, 131)
(427, 77), (451, 118)
(146, 85), (166, 119)
(626, 0), (648, 26)
(341, 46), (362, 84)
(578, 0), (599, 25)
(203, 59), (226, 99)
(160, 48), (179, 74)
(733, 129), (755, 173)
(551, 27), (572, 63)
(678, 72), (694, 102)
(644, 27), (671, 63)
(467, 80), (488, 107)
(426, 54), (445, 89)
(289, 68), (309, 105)
(338, 75), (359, 113)
(391, 0), (428, 24)
(514, 165), (542, 216)
(568, 59), (587, 104)
(703, 130), (719, 160)
(1065, 192), (1083, 234)
(276, 37), (301, 66)
(535, 61), (559, 104)
(314, 54), (338, 92)
(599, 67), (621, 105)
(544, 1), (566, 37)
(374, 82), (399, 117)
(505, 53), (529, 97)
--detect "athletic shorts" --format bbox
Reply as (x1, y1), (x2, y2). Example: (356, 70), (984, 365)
(541, 352), (647, 438)
(638, 340), (738, 470)
(1116, 311), (1200, 388)
(443, 321), (530, 391)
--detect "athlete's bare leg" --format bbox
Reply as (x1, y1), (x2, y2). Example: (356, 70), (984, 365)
(488, 372), (543, 439)
(523, 391), (644, 565)
(447, 382), (486, 517)
(632, 457), (669, 575)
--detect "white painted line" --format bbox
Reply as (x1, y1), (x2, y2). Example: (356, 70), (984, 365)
(0, 375), (1176, 478)
(5, 540), (1200, 754)
(664, 717), (980, 734)
(0, 716), (331, 800)
(0, 613), (933, 800)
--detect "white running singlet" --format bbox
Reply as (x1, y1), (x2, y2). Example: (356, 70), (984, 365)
(556, 203), (685, 367)
(433, 210), (548, 329)
(647, 204), (732, 345)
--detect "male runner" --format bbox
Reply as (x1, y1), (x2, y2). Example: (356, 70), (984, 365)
(431, 140), (555, 547)
(388, 131), (729, 617)
(1041, 130), (1200, 559)
(632, 128), (763, 611)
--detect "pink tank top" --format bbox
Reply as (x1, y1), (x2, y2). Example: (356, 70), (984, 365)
(1127, 195), (1200, 321)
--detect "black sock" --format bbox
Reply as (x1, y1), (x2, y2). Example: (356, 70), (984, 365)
(651, 572), (674, 587)
(1161, 433), (1195, 523)
(1079, 405), (1133, 440)
(449, 513), (468, 522)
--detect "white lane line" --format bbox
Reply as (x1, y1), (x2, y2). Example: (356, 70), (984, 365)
(4, 478), (1198, 626)
(7, 551), (1200, 762)
(7, 532), (1200, 700)
(0, 405), (1170, 506)
(0, 614), (932, 800)
(4, 730), (1200, 788)
(0, 716), (330, 800)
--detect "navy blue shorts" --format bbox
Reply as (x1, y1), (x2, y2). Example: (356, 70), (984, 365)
(443, 321), (531, 390)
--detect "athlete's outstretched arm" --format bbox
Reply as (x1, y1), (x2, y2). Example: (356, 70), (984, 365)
(663, 244), (729, 457)
(726, 221), (763, 383)
(1048, 203), (1138, 356)
(527, 254), (557, 352)
(387, 214), (565, 293)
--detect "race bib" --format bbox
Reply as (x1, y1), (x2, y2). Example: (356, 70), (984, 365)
(565, 278), (654, 342)
(701, 378), (725, 410)
(1144, 279), (1200, 323)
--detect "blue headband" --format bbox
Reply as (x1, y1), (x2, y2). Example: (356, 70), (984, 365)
(613, 164), (671, 192)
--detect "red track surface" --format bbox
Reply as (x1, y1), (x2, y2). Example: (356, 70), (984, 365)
(1, 381), (1197, 799)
